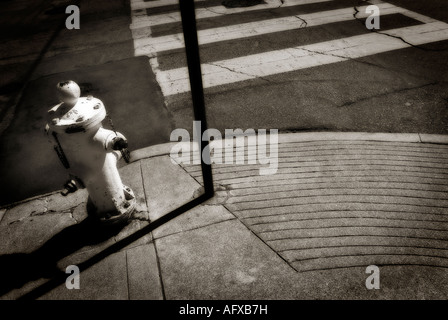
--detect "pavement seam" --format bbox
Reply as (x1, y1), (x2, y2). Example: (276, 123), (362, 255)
(152, 216), (237, 241)
(125, 250), (130, 300)
(152, 240), (167, 300)
(222, 203), (299, 273)
(138, 161), (150, 219)
(176, 158), (207, 190)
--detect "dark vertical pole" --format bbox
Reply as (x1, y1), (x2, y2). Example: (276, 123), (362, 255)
(179, 0), (214, 197)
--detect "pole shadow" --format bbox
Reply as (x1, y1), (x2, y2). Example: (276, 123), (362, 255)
(0, 216), (126, 298)
(0, 192), (211, 300)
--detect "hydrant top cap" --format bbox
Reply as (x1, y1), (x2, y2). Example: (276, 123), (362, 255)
(47, 96), (106, 133)
(57, 80), (81, 103)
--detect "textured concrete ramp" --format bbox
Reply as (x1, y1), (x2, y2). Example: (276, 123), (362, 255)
(181, 134), (448, 273)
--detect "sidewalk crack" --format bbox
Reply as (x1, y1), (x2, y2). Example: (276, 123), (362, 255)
(125, 250), (130, 300)
(153, 240), (167, 300)
(69, 207), (78, 223)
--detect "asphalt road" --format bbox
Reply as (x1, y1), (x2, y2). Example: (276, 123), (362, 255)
(146, 0), (448, 134)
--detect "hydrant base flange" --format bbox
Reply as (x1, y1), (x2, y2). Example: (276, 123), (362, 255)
(87, 185), (136, 226)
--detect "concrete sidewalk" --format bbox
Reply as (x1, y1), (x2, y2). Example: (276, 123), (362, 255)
(1, 132), (448, 300)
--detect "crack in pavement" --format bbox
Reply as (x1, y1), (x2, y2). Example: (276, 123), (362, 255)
(207, 61), (276, 84)
(290, 45), (427, 81)
(267, 0), (307, 27)
(294, 14), (308, 28)
(337, 81), (439, 108)
(352, 1), (447, 52)
(130, 211), (151, 222)
(187, 0), (286, 18)
(202, 5), (225, 16)
(268, 0), (285, 14)
(7, 207), (77, 225)
(68, 207), (78, 223)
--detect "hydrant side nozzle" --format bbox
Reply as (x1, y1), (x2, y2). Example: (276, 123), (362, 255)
(112, 137), (128, 150)
(93, 127), (127, 151)
(61, 179), (78, 196)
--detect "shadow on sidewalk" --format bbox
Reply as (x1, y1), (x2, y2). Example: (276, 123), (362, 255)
(0, 216), (126, 298)
(0, 192), (212, 300)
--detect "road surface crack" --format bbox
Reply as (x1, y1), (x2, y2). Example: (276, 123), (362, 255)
(294, 15), (308, 28)
(352, 1), (447, 52)
(203, 4), (224, 16)
(337, 81), (438, 108)
(207, 61), (275, 84)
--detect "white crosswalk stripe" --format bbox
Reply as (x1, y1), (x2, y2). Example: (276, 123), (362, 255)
(128, 0), (448, 97)
(155, 21), (448, 95)
(130, 0), (333, 30)
(130, 0), (205, 10)
(134, 2), (410, 56)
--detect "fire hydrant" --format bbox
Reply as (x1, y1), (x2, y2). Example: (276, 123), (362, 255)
(45, 80), (136, 225)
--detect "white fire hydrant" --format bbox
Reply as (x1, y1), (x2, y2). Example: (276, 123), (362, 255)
(45, 81), (135, 225)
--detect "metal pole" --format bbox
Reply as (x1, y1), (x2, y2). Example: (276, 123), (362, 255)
(179, 0), (214, 197)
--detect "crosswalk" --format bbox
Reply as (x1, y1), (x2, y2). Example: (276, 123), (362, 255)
(128, 0), (448, 98)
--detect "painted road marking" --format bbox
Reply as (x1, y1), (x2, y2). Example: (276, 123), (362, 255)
(133, 2), (420, 56)
(130, 0), (333, 30)
(129, 0), (448, 97)
(130, 0), (205, 11)
(155, 21), (448, 96)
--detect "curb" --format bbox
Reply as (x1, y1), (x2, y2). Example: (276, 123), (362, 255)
(3, 132), (447, 209)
